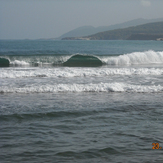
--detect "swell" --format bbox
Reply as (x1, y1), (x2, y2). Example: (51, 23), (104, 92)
(0, 110), (100, 121)
(55, 147), (120, 158)
(1, 50), (163, 67)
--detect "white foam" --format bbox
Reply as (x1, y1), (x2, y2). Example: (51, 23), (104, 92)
(0, 67), (163, 79)
(0, 83), (163, 93)
(10, 60), (30, 66)
(103, 50), (163, 65)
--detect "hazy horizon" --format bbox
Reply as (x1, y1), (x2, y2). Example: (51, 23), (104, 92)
(1, 0), (163, 40)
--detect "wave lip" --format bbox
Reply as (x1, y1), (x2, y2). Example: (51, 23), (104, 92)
(63, 54), (103, 67)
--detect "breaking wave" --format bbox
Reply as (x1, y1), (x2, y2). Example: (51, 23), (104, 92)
(1, 50), (163, 67)
(103, 50), (163, 65)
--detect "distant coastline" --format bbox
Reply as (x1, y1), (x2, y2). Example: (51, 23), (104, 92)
(62, 21), (163, 41)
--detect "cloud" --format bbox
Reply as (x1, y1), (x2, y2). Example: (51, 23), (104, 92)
(140, 0), (151, 7)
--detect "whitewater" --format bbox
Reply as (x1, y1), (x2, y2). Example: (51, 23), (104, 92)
(1, 40), (163, 163)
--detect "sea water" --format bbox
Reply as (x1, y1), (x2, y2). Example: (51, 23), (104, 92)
(0, 40), (163, 162)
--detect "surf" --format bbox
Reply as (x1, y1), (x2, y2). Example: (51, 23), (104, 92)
(1, 82), (163, 93)
(1, 67), (163, 79)
(103, 50), (163, 65)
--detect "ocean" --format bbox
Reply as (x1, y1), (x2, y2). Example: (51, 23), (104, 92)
(0, 40), (163, 163)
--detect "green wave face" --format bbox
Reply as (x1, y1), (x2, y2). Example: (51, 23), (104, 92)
(63, 55), (103, 67)
(0, 58), (10, 67)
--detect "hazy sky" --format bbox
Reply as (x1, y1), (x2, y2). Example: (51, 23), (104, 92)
(0, 0), (163, 39)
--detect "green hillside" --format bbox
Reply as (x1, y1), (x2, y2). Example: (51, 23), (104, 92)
(62, 21), (163, 40)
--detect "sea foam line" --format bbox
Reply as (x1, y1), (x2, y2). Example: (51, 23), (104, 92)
(1, 67), (163, 78)
(0, 83), (163, 93)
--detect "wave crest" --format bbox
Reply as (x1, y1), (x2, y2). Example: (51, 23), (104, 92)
(63, 54), (103, 67)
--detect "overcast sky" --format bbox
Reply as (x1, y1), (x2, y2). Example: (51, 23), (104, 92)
(0, 0), (163, 39)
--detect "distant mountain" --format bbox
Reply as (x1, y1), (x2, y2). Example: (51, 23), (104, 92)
(59, 17), (163, 39)
(57, 26), (97, 40)
(62, 21), (163, 40)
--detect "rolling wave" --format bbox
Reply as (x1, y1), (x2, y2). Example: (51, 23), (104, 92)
(0, 50), (163, 67)
(63, 54), (102, 67)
